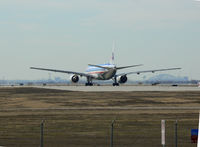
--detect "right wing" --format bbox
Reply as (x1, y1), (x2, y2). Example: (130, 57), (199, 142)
(30, 67), (95, 78)
(117, 68), (181, 76)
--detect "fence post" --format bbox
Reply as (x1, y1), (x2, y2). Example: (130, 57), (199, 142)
(161, 120), (165, 147)
(40, 120), (44, 147)
(175, 120), (178, 147)
(110, 120), (115, 147)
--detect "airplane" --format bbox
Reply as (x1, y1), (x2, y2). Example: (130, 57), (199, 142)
(30, 49), (181, 86)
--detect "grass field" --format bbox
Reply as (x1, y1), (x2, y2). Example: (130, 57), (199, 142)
(0, 87), (200, 146)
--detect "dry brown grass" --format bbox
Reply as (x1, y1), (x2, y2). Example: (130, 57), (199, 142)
(0, 87), (200, 146)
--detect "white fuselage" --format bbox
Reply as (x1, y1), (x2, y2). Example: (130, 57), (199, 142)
(85, 64), (116, 80)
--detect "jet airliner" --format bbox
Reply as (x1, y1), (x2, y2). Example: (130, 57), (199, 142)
(30, 50), (181, 86)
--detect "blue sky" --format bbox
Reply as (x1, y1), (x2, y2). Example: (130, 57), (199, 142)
(0, 0), (200, 80)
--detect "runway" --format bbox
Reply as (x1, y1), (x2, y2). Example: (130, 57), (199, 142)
(35, 85), (200, 91)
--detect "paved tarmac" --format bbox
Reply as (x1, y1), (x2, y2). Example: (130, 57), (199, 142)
(36, 85), (200, 91)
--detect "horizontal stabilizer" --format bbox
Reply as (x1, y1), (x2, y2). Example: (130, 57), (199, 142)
(88, 64), (111, 70)
(116, 64), (143, 70)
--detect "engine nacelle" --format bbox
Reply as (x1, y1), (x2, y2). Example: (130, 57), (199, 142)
(117, 75), (128, 84)
(70, 75), (79, 83)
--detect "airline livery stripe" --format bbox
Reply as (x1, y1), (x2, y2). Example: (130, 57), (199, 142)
(88, 71), (105, 74)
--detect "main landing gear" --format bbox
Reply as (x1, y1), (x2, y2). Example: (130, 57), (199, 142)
(85, 83), (93, 86)
(113, 83), (119, 86)
(113, 76), (119, 86)
(85, 77), (93, 86)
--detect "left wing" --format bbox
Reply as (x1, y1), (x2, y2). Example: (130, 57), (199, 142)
(30, 67), (95, 78)
(116, 68), (181, 76)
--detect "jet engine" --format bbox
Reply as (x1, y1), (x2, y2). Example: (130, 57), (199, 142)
(117, 75), (128, 83)
(70, 75), (79, 83)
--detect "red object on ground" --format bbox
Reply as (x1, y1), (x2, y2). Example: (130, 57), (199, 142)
(191, 135), (198, 143)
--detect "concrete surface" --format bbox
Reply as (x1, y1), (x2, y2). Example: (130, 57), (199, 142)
(35, 85), (200, 91)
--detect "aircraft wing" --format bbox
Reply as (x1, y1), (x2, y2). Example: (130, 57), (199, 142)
(116, 68), (181, 76)
(30, 67), (95, 78)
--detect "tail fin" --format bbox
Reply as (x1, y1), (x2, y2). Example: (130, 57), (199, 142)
(110, 42), (115, 64)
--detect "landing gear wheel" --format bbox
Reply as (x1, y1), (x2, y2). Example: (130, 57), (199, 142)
(85, 83), (93, 86)
(86, 77), (93, 86)
(113, 83), (119, 86)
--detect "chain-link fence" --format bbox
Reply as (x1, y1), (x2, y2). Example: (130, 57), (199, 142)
(0, 111), (199, 147)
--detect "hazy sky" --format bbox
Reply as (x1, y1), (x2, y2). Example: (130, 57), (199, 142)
(0, 0), (200, 80)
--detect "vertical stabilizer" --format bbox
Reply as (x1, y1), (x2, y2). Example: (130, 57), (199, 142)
(198, 112), (200, 147)
(110, 42), (115, 64)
